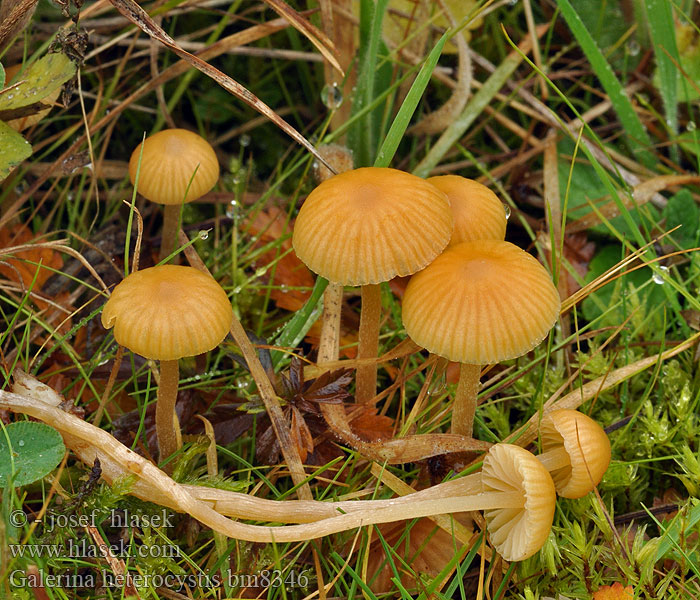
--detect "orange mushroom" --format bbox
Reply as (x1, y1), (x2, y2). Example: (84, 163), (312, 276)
(102, 265), (232, 469)
(538, 409), (611, 498)
(129, 129), (219, 261)
(402, 240), (560, 438)
(426, 175), (507, 245)
(293, 167), (453, 404)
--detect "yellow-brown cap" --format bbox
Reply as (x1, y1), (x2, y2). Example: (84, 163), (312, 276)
(129, 129), (219, 205)
(426, 175), (507, 246)
(539, 409), (611, 499)
(292, 167), (453, 285)
(402, 240), (560, 364)
(101, 265), (232, 361)
(482, 443), (556, 562)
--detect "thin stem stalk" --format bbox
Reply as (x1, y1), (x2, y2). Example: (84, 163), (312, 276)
(156, 359), (181, 472)
(537, 446), (570, 472)
(356, 283), (381, 403)
(451, 363), (481, 437)
(159, 204), (180, 262)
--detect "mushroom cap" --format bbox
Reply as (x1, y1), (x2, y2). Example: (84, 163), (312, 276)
(426, 175), (507, 245)
(540, 409), (611, 499)
(101, 265), (232, 361)
(292, 167), (453, 285)
(482, 443), (556, 562)
(129, 129), (219, 205)
(402, 240), (561, 364)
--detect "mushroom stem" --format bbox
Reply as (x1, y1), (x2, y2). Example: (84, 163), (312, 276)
(450, 363), (481, 437)
(537, 446), (571, 472)
(156, 359), (181, 471)
(185, 471), (483, 522)
(318, 282), (343, 363)
(356, 283), (381, 403)
(159, 205), (181, 262)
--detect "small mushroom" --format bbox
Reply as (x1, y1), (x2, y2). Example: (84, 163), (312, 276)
(402, 240), (560, 438)
(129, 129), (219, 261)
(537, 409), (611, 498)
(293, 167), (453, 405)
(101, 265), (232, 469)
(426, 175), (507, 245)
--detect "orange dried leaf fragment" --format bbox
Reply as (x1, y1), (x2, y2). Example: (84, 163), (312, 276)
(0, 224), (63, 290)
(592, 582), (634, 600)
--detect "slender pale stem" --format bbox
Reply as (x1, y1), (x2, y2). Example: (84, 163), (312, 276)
(184, 471), (483, 523)
(159, 205), (180, 262)
(317, 282), (366, 445)
(318, 283), (342, 364)
(156, 359), (181, 471)
(356, 283), (381, 403)
(537, 446), (570, 472)
(451, 363), (481, 437)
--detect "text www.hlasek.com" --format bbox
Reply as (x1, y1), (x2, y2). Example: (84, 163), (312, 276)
(9, 538), (180, 559)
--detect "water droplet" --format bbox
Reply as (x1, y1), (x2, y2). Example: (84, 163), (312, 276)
(687, 121), (696, 132)
(198, 230), (209, 240)
(503, 203), (511, 219)
(652, 265), (669, 284)
(226, 199), (238, 219)
(320, 83), (343, 109)
(240, 134), (251, 147)
(18, 440), (25, 447)
(627, 40), (640, 56)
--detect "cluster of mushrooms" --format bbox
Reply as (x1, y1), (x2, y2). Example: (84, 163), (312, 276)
(96, 131), (612, 563)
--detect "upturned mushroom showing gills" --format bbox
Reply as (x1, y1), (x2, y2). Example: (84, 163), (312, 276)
(292, 167), (453, 406)
(537, 409), (611, 498)
(402, 240), (560, 438)
(426, 175), (507, 245)
(101, 265), (233, 470)
(129, 128), (219, 261)
(193, 443), (555, 560)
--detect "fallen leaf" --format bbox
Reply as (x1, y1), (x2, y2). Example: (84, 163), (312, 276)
(246, 207), (314, 311)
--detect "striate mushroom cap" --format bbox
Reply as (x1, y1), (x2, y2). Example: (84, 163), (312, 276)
(129, 129), (219, 205)
(101, 265), (233, 361)
(482, 443), (556, 562)
(427, 175), (507, 245)
(402, 240), (561, 364)
(540, 409), (611, 499)
(292, 167), (453, 286)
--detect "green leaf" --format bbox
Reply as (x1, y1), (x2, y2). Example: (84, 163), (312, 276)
(663, 189), (699, 249)
(645, 0), (680, 160)
(0, 421), (65, 487)
(0, 120), (32, 181)
(0, 63), (5, 89)
(0, 53), (75, 111)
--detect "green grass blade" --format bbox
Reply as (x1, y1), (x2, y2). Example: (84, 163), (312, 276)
(644, 0), (680, 158)
(348, 0), (391, 167)
(374, 33), (448, 169)
(555, 0), (657, 168)
(271, 276), (328, 368)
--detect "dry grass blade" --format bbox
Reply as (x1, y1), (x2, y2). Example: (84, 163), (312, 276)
(107, 0), (336, 174)
(0, 0), (38, 51)
(261, 0), (343, 75)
